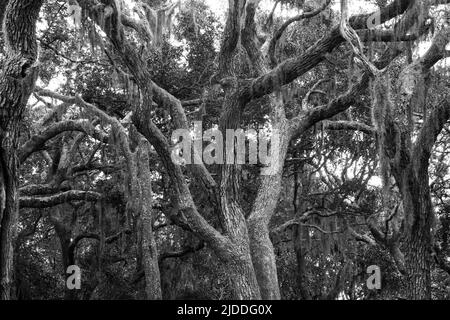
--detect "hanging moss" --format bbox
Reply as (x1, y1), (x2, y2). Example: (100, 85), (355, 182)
(371, 72), (403, 212)
(139, 2), (179, 47)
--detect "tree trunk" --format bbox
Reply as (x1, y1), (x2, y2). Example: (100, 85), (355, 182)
(50, 212), (77, 300)
(217, 91), (261, 300)
(401, 170), (433, 300)
(248, 218), (280, 299)
(220, 188), (261, 300)
(227, 252), (262, 300)
(292, 162), (312, 300)
(136, 140), (162, 300)
(247, 122), (291, 300)
(140, 202), (162, 300)
(0, 0), (43, 300)
(293, 224), (312, 300)
(404, 228), (432, 300)
(0, 135), (19, 300)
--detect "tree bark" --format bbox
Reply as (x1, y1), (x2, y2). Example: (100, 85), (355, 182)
(0, 133), (19, 300)
(293, 224), (312, 300)
(0, 0), (43, 300)
(220, 189), (261, 299)
(247, 125), (291, 300)
(50, 212), (78, 300)
(401, 168), (433, 300)
(136, 139), (162, 300)
(218, 89), (261, 300)
(387, 28), (450, 299)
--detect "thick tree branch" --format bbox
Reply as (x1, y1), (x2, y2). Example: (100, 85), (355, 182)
(19, 183), (69, 197)
(357, 28), (427, 42)
(69, 229), (132, 253)
(217, 0), (246, 76)
(79, 0), (218, 196)
(348, 227), (376, 246)
(34, 89), (136, 174)
(324, 120), (375, 135)
(78, 1), (228, 253)
(290, 45), (401, 137)
(414, 98), (450, 170)
(133, 106), (234, 261)
(19, 120), (108, 163)
(240, 0), (412, 104)
(268, 0), (332, 67)
(367, 219), (406, 274)
(410, 28), (450, 169)
(20, 190), (101, 208)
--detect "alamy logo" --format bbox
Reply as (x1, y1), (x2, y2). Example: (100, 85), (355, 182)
(171, 122), (281, 176)
(367, 11), (381, 30)
(367, 265), (382, 290)
(66, 265), (81, 290)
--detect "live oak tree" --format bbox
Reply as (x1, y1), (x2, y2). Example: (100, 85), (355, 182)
(368, 25), (450, 299)
(2, 0), (450, 300)
(0, 0), (44, 299)
(72, 0), (447, 299)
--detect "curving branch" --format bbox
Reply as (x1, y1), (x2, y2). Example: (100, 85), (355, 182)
(324, 120), (375, 135)
(19, 183), (69, 197)
(78, 1), (226, 250)
(69, 229), (132, 252)
(79, 0), (218, 196)
(133, 105), (233, 260)
(290, 45), (402, 138)
(19, 120), (109, 164)
(407, 27), (450, 170)
(348, 227), (376, 246)
(20, 190), (101, 208)
(34, 89), (136, 176)
(302, 79), (330, 109)
(414, 98), (450, 170)
(357, 28), (429, 42)
(367, 219), (406, 275)
(340, 0), (381, 76)
(268, 0), (332, 67)
(240, 0), (412, 104)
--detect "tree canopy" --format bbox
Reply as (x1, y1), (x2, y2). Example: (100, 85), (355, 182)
(0, 0), (450, 300)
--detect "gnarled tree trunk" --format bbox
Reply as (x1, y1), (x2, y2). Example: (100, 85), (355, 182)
(0, 0), (43, 300)
(136, 138), (162, 300)
(247, 125), (291, 300)
(0, 134), (19, 300)
(401, 169), (433, 299)
(373, 26), (450, 298)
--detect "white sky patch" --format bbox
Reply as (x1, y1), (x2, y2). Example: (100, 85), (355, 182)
(205, 0), (228, 14)
(368, 176), (382, 188)
(46, 74), (67, 91)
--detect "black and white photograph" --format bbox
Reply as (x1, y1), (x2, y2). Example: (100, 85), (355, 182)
(0, 0), (450, 305)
